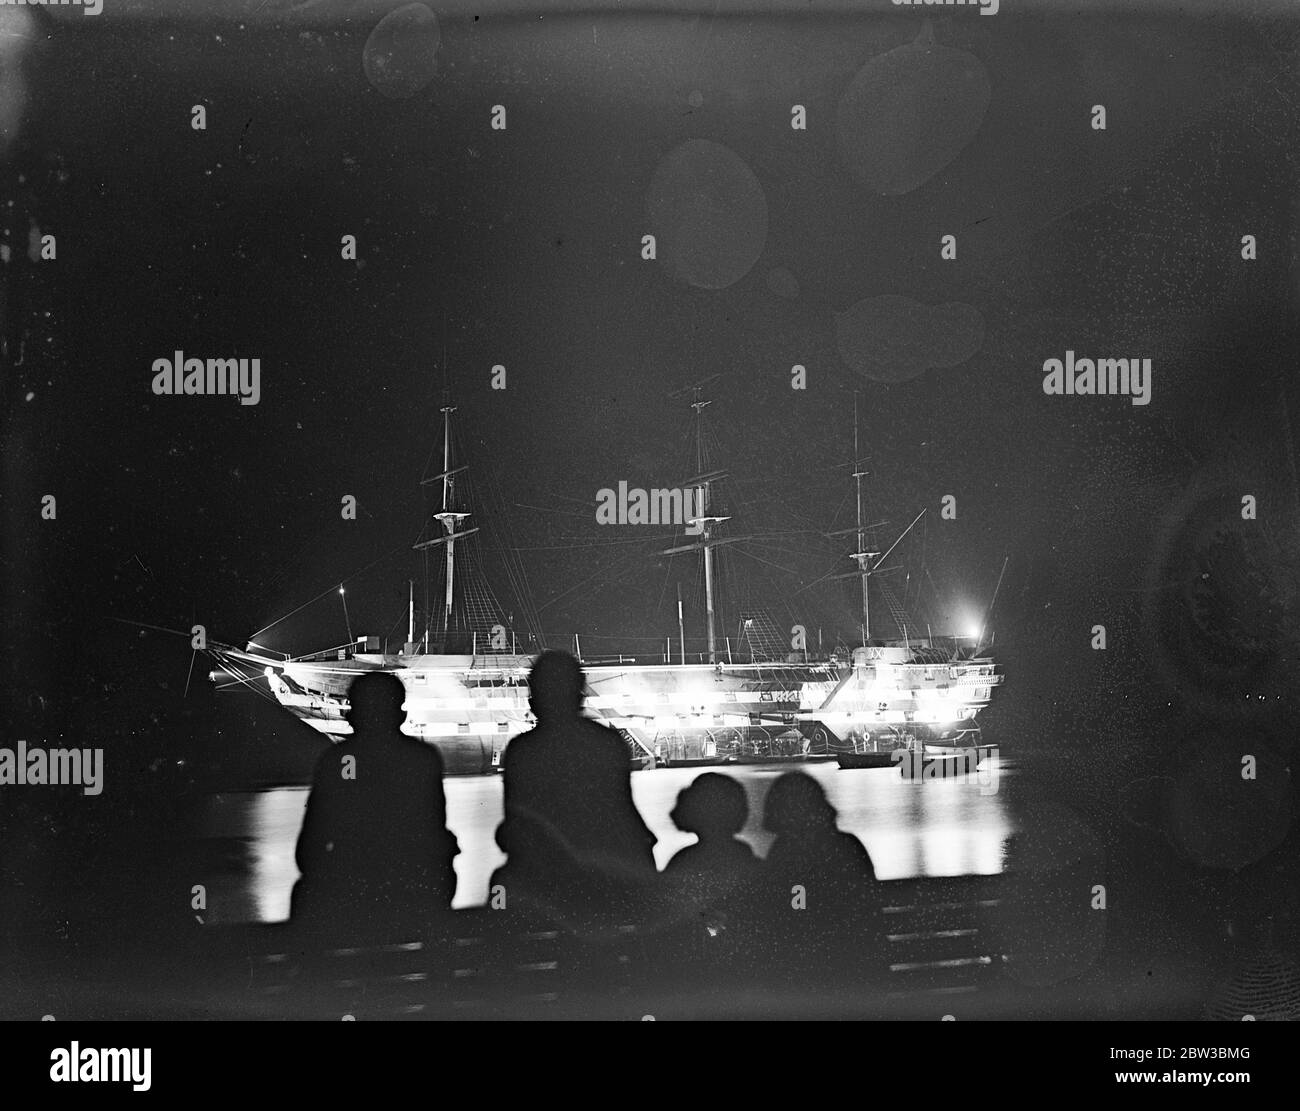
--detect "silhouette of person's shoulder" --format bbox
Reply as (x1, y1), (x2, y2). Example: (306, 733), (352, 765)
(499, 723), (547, 777)
(307, 741), (351, 795)
(664, 837), (760, 878)
(582, 717), (633, 760)
(313, 731), (444, 778)
(503, 715), (629, 770)
(389, 732), (446, 773)
(833, 830), (877, 881)
(766, 827), (874, 873)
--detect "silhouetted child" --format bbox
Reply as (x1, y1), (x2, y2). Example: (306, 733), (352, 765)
(664, 773), (760, 923)
(661, 773), (762, 989)
(292, 672), (459, 942)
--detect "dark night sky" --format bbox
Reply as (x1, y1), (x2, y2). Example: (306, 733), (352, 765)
(4, 2), (1300, 799)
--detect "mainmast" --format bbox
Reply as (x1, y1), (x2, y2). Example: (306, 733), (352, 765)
(662, 376), (730, 664)
(414, 404), (478, 651)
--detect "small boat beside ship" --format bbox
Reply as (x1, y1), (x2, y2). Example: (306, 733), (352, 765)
(836, 725), (996, 774)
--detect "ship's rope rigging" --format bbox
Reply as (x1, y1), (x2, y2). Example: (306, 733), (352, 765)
(534, 540), (652, 614)
(474, 442), (546, 643)
(243, 409), (553, 652)
(246, 536), (423, 645)
(409, 418), (547, 647)
(242, 387), (965, 656)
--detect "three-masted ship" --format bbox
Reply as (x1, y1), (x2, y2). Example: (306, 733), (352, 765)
(209, 393), (1003, 775)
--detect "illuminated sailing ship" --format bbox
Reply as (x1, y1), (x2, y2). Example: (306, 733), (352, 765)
(208, 394), (1004, 775)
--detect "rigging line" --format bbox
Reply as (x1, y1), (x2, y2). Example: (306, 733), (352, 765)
(518, 560), (544, 644)
(212, 668), (280, 706)
(525, 489), (601, 507)
(511, 502), (596, 519)
(790, 558), (848, 596)
(289, 641), (359, 662)
(416, 382), (451, 486)
(247, 538), (417, 642)
(518, 546), (544, 638)
(826, 488), (854, 533)
(418, 432), (441, 485)
(109, 617), (194, 639)
(507, 546), (542, 643)
(487, 535), (667, 551)
(740, 540), (827, 558)
(383, 603), (408, 647)
(539, 630), (691, 644)
(534, 543), (646, 614)
(725, 459), (864, 488)
(729, 544), (801, 579)
(207, 651), (284, 707)
(483, 462), (544, 641)
(588, 553), (661, 606)
(925, 564), (946, 610)
(654, 523), (675, 627)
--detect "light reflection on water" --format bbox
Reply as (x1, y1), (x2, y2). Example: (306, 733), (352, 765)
(199, 760), (1015, 924)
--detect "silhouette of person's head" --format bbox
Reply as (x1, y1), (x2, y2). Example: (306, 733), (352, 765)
(528, 650), (585, 723)
(345, 672), (407, 736)
(763, 772), (839, 838)
(672, 773), (748, 838)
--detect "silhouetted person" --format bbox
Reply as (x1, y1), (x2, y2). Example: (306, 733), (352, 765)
(664, 773), (761, 931)
(661, 773), (763, 992)
(292, 672), (459, 940)
(491, 651), (656, 935)
(756, 772), (881, 994)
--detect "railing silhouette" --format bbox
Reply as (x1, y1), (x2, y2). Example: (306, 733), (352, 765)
(4, 872), (1217, 1019)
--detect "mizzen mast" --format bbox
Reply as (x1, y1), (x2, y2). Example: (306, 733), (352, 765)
(836, 396), (923, 648)
(850, 393), (879, 647)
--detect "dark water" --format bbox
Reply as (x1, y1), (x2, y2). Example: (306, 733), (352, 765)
(197, 759), (1016, 922)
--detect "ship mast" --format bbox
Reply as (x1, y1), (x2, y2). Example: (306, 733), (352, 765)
(414, 404), (478, 651)
(695, 391), (718, 663)
(662, 376), (730, 664)
(436, 406), (463, 637)
(850, 394), (879, 647)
